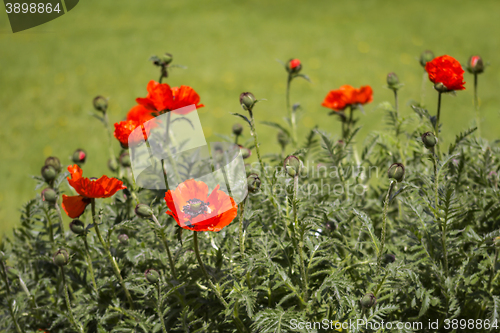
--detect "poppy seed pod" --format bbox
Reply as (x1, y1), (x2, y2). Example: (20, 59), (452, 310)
(388, 163), (405, 182)
(160, 53), (173, 65)
(144, 268), (160, 284)
(119, 151), (131, 167)
(53, 249), (69, 267)
(284, 155), (301, 177)
(247, 173), (261, 193)
(118, 234), (129, 245)
(41, 165), (57, 182)
(386, 72), (399, 88)
(72, 149), (87, 165)
(239, 146), (252, 159)
(232, 123), (243, 136)
(69, 219), (85, 235)
(41, 188), (58, 204)
(467, 55), (484, 74)
(360, 293), (377, 308)
(44, 156), (62, 173)
(286, 58), (302, 74)
(421, 132), (437, 149)
(277, 131), (290, 150)
(135, 204), (153, 219)
(494, 236), (500, 248)
(240, 92), (256, 111)
(93, 96), (108, 113)
(6, 266), (19, 280)
(419, 50), (435, 67)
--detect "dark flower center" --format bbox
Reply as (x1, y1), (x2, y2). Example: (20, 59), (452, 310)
(183, 198), (210, 219)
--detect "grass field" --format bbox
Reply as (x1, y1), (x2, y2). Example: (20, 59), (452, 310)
(1, 0), (499, 236)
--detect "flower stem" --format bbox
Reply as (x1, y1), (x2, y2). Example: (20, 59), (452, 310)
(55, 204), (65, 235)
(1, 262), (25, 333)
(157, 283), (168, 333)
(164, 112), (182, 186)
(238, 196), (248, 256)
(420, 70), (427, 107)
(103, 112), (118, 171)
(434, 92), (442, 157)
(433, 156), (448, 275)
(83, 236), (98, 294)
(286, 74), (297, 146)
(293, 175), (308, 301)
(193, 232), (247, 333)
(151, 213), (177, 280)
(43, 207), (54, 244)
(249, 109), (269, 185)
(378, 180), (395, 268)
(91, 199), (135, 309)
(474, 73), (481, 137)
(393, 89), (399, 120)
(60, 267), (84, 333)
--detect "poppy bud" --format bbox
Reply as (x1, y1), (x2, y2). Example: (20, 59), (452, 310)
(247, 173), (261, 193)
(467, 55), (484, 74)
(53, 249), (69, 267)
(44, 156), (62, 173)
(6, 266), (19, 280)
(277, 131), (290, 150)
(144, 268), (160, 284)
(421, 132), (437, 149)
(325, 220), (337, 232)
(41, 188), (58, 204)
(108, 158), (118, 172)
(388, 163), (405, 182)
(386, 72), (399, 89)
(494, 236), (500, 248)
(135, 204), (153, 219)
(360, 293), (377, 308)
(419, 50), (435, 67)
(93, 96), (108, 113)
(232, 123), (243, 136)
(41, 165), (57, 182)
(286, 58), (302, 74)
(284, 155), (301, 177)
(433, 82), (449, 93)
(239, 146), (252, 159)
(119, 152), (131, 167)
(118, 234), (129, 245)
(160, 53), (173, 65)
(384, 253), (396, 264)
(240, 92), (256, 111)
(72, 149), (86, 165)
(69, 219), (85, 235)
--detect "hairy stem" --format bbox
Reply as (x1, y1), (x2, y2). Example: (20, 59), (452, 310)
(151, 213), (177, 280)
(393, 89), (399, 120)
(249, 109), (269, 185)
(157, 283), (168, 333)
(1, 262), (25, 333)
(434, 92), (442, 157)
(286, 74), (297, 146)
(238, 196), (248, 256)
(103, 112), (118, 171)
(83, 236), (98, 294)
(420, 71), (427, 107)
(379, 181), (395, 268)
(55, 204), (65, 235)
(293, 175), (308, 301)
(474, 73), (481, 137)
(61, 267), (84, 333)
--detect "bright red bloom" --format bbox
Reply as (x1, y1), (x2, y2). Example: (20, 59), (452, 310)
(164, 179), (238, 232)
(114, 120), (141, 148)
(289, 59), (301, 70)
(321, 85), (373, 111)
(136, 80), (204, 114)
(62, 165), (126, 218)
(425, 55), (465, 91)
(126, 104), (155, 123)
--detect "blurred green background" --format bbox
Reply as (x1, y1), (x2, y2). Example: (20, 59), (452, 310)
(1, 0), (499, 236)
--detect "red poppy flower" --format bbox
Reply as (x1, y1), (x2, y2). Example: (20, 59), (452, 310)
(321, 85), (373, 111)
(62, 165), (126, 218)
(289, 59), (301, 70)
(164, 179), (238, 232)
(113, 120), (142, 148)
(136, 80), (204, 115)
(425, 55), (465, 91)
(126, 104), (155, 123)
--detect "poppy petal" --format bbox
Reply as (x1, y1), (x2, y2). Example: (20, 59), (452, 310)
(62, 195), (90, 218)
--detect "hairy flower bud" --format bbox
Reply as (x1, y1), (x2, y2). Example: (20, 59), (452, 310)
(41, 165), (57, 182)
(325, 220), (337, 232)
(135, 204), (153, 219)
(247, 173), (261, 193)
(467, 55), (484, 74)
(284, 155), (301, 177)
(433, 82), (449, 93)
(6, 266), (19, 280)
(384, 253), (396, 264)
(118, 234), (129, 245)
(277, 131), (290, 150)
(72, 149), (87, 165)
(419, 50), (434, 67)
(360, 293), (377, 308)
(41, 188), (58, 204)
(494, 236), (500, 248)
(386, 72), (399, 89)
(44, 156), (62, 173)
(232, 123), (243, 136)
(160, 53), (173, 65)
(69, 219), (85, 235)
(93, 96), (108, 113)
(119, 152), (131, 167)
(388, 163), (405, 182)
(239, 145), (252, 159)
(240, 92), (256, 111)
(53, 249), (69, 267)
(286, 58), (302, 74)
(144, 268), (160, 284)
(421, 132), (437, 149)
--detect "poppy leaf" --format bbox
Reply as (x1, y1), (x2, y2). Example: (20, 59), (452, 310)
(261, 121), (290, 136)
(231, 113), (252, 127)
(296, 74), (312, 83)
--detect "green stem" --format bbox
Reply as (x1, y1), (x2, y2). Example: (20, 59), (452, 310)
(55, 204), (65, 235)
(238, 196), (248, 256)
(164, 112), (182, 186)
(378, 181), (395, 268)
(43, 207), (54, 243)
(474, 73), (481, 137)
(293, 175), (308, 301)
(420, 70), (427, 107)
(249, 109), (269, 185)
(193, 232), (246, 332)
(61, 267), (84, 333)
(83, 236), (98, 294)
(393, 89), (399, 120)
(151, 214), (177, 280)
(157, 283), (168, 333)
(373, 269), (389, 297)
(1, 262), (25, 333)
(103, 112), (118, 171)
(286, 74), (297, 146)
(91, 200), (135, 309)
(434, 92), (442, 157)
